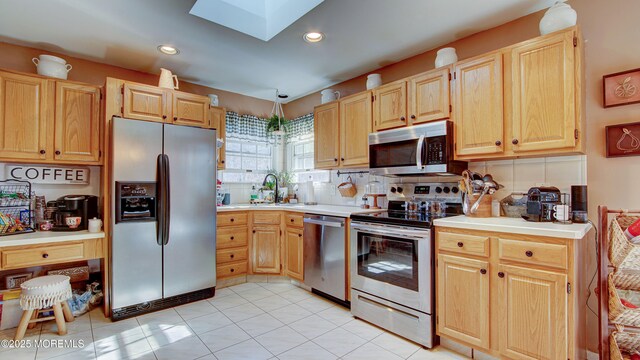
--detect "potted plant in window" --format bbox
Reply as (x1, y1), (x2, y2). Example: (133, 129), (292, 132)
(260, 180), (276, 203)
(277, 170), (293, 202)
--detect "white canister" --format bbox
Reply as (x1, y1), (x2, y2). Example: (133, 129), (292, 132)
(539, 1), (577, 35)
(32, 55), (72, 79)
(366, 74), (382, 90)
(208, 94), (219, 106)
(435, 47), (458, 68)
(88, 217), (103, 233)
(320, 89), (341, 104)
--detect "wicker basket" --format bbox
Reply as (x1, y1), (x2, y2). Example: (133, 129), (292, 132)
(609, 271), (640, 326)
(609, 215), (640, 271)
(610, 330), (640, 360)
(337, 176), (357, 198)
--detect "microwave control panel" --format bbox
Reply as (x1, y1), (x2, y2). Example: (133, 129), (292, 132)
(426, 136), (446, 165)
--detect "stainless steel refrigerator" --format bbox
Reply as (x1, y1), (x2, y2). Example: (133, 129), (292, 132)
(110, 117), (217, 320)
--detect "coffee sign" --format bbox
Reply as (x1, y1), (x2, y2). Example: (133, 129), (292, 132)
(6, 165), (89, 184)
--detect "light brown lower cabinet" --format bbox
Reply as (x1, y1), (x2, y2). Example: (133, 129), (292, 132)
(435, 227), (586, 360)
(216, 211), (249, 279)
(285, 226), (304, 281)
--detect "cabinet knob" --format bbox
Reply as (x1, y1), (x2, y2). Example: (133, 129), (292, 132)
(42, 253), (49, 259)
(400, 116), (406, 121)
(512, 139), (519, 145)
(495, 140), (502, 146)
(525, 250), (533, 257)
(299, 234), (302, 237)
(230, 268), (235, 273)
(253, 230), (256, 233)
(221, 160), (225, 164)
(173, 116), (178, 121)
(457, 242), (463, 247)
(230, 218), (234, 222)
(480, 269), (487, 275)
(162, 115), (167, 119)
(410, 115), (416, 119)
(39, 149), (46, 155)
(291, 219), (295, 222)
(55, 150), (61, 155)
(341, 158), (345, 161)
(230, 254), (234, 259)
(498, 272), (505, 278)
(334, 158), (338, 162)
(230, 236), (234, 240)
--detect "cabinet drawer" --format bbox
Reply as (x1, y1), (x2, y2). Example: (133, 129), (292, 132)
(498, 238), (568, 270)
(2, 243), (85, 269)
(217, 226), (248, 249)
(253, 212), (281, 225)
(217, 248), (248, 265)
(286, 213), (304, 227)
(217, 262), (247, 278)
(438, 232), (490, 257)
(218, 213), (248, 226)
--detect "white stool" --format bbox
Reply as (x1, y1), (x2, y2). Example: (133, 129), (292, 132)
(14, 275), (74, 340)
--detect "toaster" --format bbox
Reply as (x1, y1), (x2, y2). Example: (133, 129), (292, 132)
(523, 186), (562, 222)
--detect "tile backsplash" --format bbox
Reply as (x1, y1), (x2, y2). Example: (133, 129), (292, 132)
(220, 155), (587, 206)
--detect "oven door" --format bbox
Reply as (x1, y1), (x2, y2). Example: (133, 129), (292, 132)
(350, 221), (432, 313)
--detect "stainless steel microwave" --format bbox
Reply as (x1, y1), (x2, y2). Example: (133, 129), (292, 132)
(368, 120), (467, 176)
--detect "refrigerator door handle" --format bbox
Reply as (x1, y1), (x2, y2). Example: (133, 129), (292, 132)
(163, 154), (171, 245)
(156, 154), (165, 246)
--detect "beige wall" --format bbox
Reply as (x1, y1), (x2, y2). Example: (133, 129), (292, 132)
(0, 42), (274, 117)
(286, 0), (640, 353)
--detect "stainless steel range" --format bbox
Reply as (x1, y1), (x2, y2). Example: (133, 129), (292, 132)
(349, 182), (462, 348)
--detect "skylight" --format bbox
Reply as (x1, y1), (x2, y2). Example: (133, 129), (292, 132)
(190, 0), (324, 41)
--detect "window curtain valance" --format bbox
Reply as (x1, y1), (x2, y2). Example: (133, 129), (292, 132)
(225, 111), (274, 143)
(285, 113), (314, 144)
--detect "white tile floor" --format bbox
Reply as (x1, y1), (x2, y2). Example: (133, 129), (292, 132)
(0, 282), (471, 360)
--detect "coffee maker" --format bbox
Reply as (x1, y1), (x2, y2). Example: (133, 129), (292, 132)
(523, 187), (562, 222)
(48, 195), (99, 231)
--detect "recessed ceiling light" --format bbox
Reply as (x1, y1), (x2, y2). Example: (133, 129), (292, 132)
(157, 45), (180, 55)
(303, 32), (324, 43)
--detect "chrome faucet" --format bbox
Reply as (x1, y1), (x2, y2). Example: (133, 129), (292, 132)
(262, 173), (279, 204)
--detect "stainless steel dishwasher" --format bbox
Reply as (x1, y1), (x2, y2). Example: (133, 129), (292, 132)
(303, 214), (347, 301)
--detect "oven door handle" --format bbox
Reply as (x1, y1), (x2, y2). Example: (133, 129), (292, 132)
(416, 135), (425, 169)
(352, 225), (429, 240)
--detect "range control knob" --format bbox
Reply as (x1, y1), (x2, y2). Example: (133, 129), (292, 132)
(443, 187), (451, 194)
(435, 187), (443, 194)
(397, 187), (403, 194)
(451, 186), (459, 194)
(390, 187), (397, 193)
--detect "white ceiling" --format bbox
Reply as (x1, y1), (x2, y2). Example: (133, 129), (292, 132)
(0, 0), (557, 102)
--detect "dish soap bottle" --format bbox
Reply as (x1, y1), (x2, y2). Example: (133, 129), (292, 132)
(250, 185), (258, 203)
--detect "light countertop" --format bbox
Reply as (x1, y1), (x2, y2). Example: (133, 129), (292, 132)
(433, 215), (592, 239)
(217, 204), (382, 218)
(0, 230), (105, 247)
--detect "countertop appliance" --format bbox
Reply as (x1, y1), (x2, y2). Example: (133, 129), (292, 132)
(303, 214), (347, 302)
(368, 120), (467, 176)
(349, 184), (463, 348)
(523, 186), (562, 222)
(50, 195), (98, 231)
(110, 117), (217, 320)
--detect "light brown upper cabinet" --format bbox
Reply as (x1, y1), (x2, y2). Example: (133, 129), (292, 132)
(454, 52), (504, 157)
(340, 91), (372, 167)
(373, 81), (407, 131)
(0, 71), (50, 161)
(409, 68), (451, 125)
(209, 106), (226, 170)
(508, 30), (577, 153)
(172, 91), (209, 127)
(314, 102), (340, 169)
(122, 82), (169, 123)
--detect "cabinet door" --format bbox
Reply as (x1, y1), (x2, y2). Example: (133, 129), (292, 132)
(0, 72), (49, 161)
(510, 31), (576, 152)
(122, 83), (169, 122)
(54, 81), (101, 162)
(454, 53), (504, 156)
(314, 102), (340, 169)
(373, 81), (407, 131)
(437, 254), (490, 349)
(172, 91), (209, 127)
(210, 107), (226, 169)
(285, 227), (304, 281)
(340, 92), (372, 167)
(409, 68), (450, 124)
(251, 225), (281, 274)
(498, 264), (567, 360)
